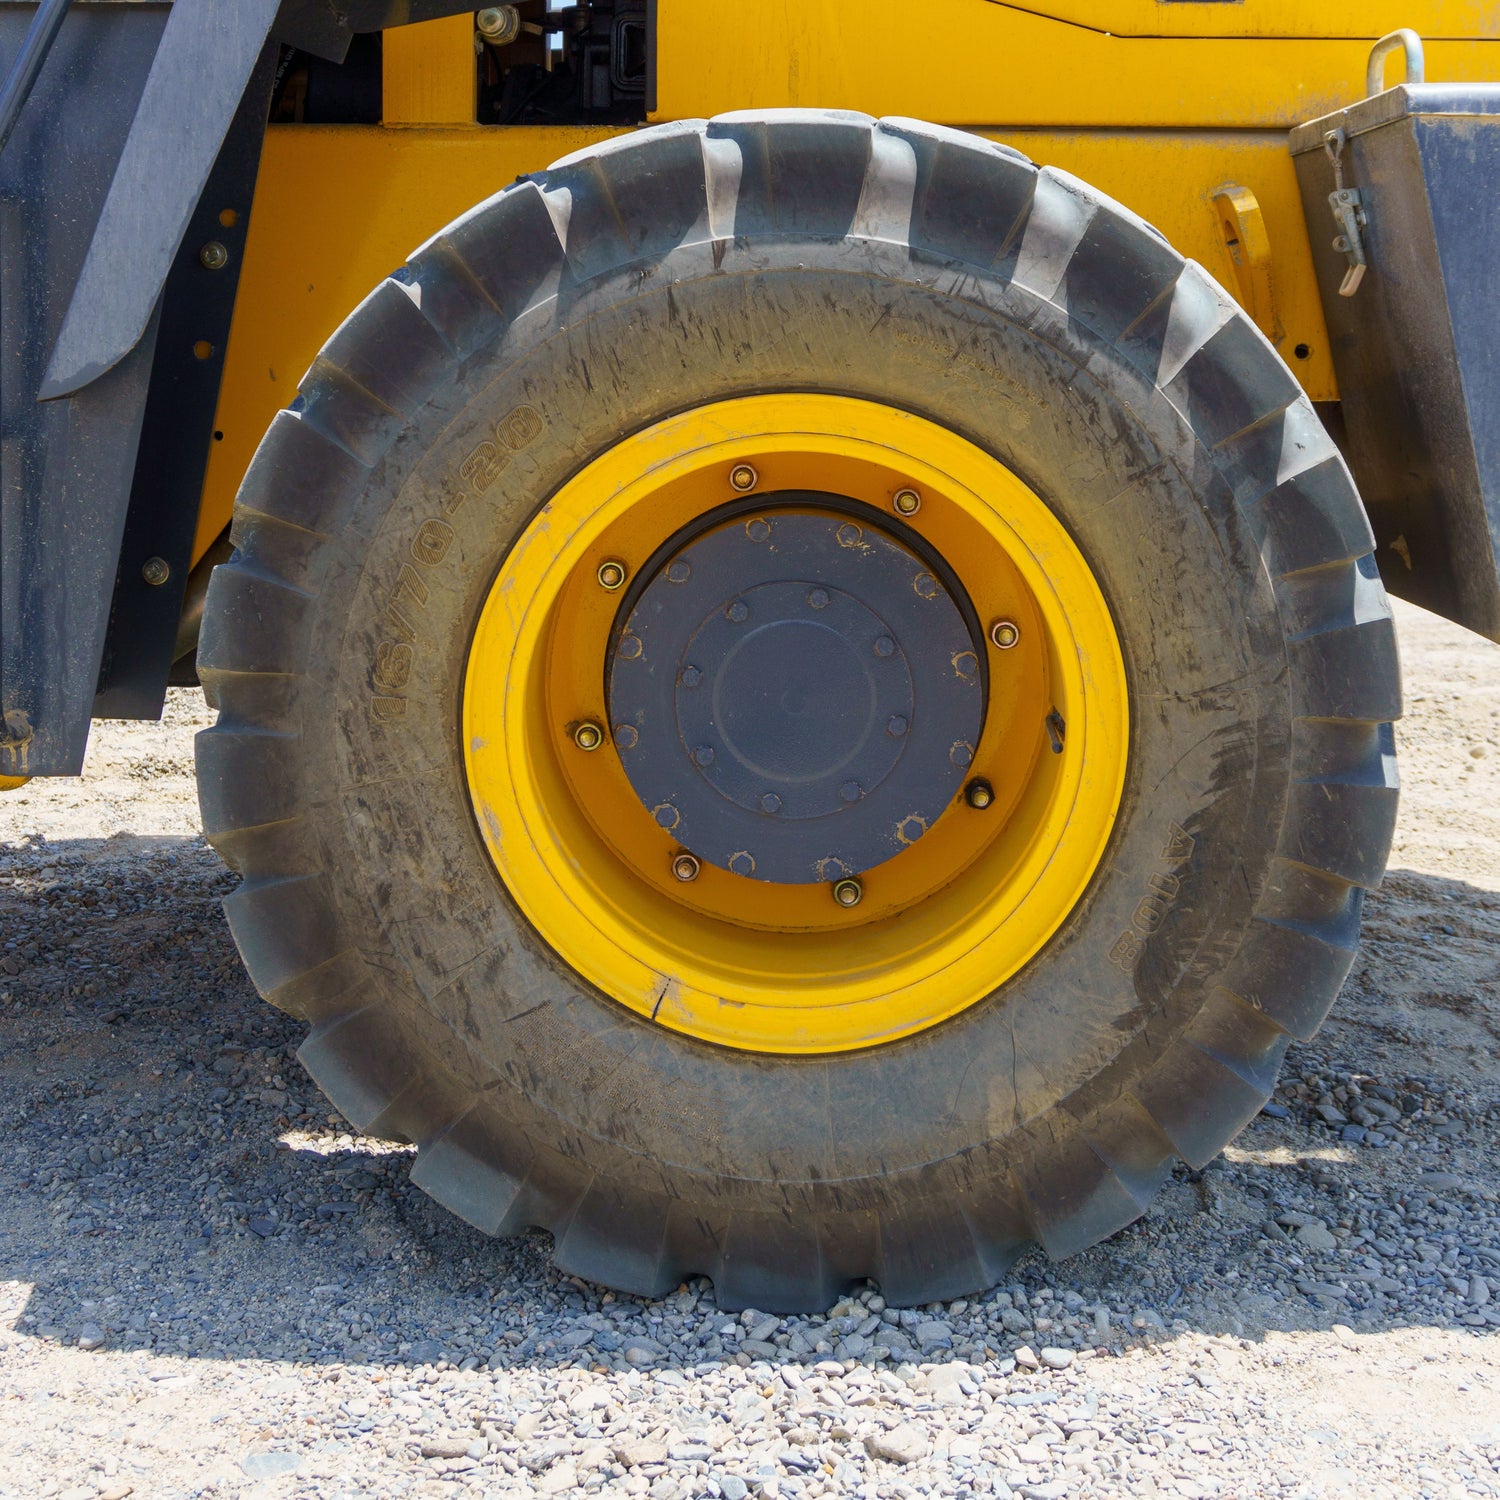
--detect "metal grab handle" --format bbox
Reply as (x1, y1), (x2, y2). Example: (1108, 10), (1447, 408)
(1366, 28), (1425, 98)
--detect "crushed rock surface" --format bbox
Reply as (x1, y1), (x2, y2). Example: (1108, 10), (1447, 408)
(0, 598), (1497, 1500)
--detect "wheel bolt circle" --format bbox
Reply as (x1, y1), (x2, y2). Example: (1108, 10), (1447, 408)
(729, 463), (758, 492)
(965, 778), (994, 810)
(832, 877), (863, 908)
(893, 488), (921, 516)
(596, 559), (627, 591)
(573, 721), (603, 751)
(990, 619), (1021, 649)
(671, 853), (700, 883)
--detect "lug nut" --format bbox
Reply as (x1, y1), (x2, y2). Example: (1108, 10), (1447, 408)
(572, 721), (604, 751)
(832, 877), (863, 908)
(965, 778), (994, 810)
(199, 241), (229, 271)
(596, 559), (627, 591)
(140, 556), (171, 587)
(990, 619), (1021, 650)
(729, 463), (758, 492)
(893, 488), (921, 516)
(671, 853), (701, 883)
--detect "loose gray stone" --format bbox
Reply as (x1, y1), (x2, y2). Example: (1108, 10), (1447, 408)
(865, 1422), (931, 1465)
(241, 1452), (301, 1479)
(1295, 1223), (1338, 1254)
(421, 1439), (474, 1459)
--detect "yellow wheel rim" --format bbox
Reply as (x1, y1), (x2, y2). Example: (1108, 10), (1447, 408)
(463, 394), (1127, 1053)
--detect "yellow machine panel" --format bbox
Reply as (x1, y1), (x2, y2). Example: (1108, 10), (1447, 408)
(193, 5), (1500, 564)
(651, 1), (1498, 128)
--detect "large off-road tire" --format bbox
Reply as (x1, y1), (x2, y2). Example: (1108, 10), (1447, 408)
(197, 111), (1400, 1312)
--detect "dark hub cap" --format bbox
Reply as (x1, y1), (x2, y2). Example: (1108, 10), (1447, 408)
(608, 497), (986, 883)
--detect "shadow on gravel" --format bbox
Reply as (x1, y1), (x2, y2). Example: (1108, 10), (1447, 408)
(1, 831), (1497, 1377)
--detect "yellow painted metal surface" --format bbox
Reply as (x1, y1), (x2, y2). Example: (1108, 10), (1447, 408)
(652, 1), (1498, 128)
(381, 14), (476, 125)
(195, 3), (1497, 563)
(0, 775), (29, 793)
(462, 395), (1128, 1053)
(987, 0), (1497, 38)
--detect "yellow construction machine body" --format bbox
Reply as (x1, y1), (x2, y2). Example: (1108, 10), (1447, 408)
(191, 1), (1500, 568)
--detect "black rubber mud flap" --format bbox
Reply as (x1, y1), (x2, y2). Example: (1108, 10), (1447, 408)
(197, 111), (1400, 1312)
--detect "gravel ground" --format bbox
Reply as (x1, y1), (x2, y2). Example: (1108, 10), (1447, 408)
(1, 597), (1497, 1500)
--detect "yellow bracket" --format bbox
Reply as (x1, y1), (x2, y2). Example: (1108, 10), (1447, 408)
(1212, 183), (1284, 346)
(0, 775), (30, 793)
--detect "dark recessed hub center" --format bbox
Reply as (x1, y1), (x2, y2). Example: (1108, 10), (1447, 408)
(607, 496), (985, 883)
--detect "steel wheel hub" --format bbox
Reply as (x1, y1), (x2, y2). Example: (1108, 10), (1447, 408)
(607, 500), (985, 882)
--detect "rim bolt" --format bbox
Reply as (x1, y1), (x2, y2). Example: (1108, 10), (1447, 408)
(893, 488), (921, 516)
(614, 724), (639, 750)
(680, 664), (702, 688)
(832, 877), (863, 908)
(839, 781), (863, 804)
(807, 587), (829, 609)
(759, 792), (782, 814)
(727, 601), (749, 623)
(671, 853), (701, 883)
(693, 745), (715, 767)
(887, 715), (909, 738)
(965, 778), (994, 810)
(596, 559), (627, 591)
(873, 636), (895, 658)
(729, 463), (758, 492)
(990, 619), (1021, 650)
(572, 721), (604, 751)
(666, 558), (691, 583)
